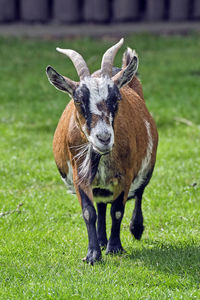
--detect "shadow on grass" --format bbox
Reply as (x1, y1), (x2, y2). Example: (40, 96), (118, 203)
(126, 241), (200, 283)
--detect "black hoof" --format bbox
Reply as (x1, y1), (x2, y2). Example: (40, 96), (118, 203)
(130, 222), (144, 240)
(82, 248), (101, 265)
(98, 238), (108, 250)
(106, 240), (124, 255)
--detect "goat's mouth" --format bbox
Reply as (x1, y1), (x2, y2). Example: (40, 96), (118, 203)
(92, 145), (111, 155)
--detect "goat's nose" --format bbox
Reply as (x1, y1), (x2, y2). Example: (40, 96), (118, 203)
(96, 133), (111, 145)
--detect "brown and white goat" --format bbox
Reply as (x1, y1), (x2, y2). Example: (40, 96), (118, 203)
(46, 38), (158, 264)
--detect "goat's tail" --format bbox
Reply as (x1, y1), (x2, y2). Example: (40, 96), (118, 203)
(122, 47), (143, 99)
(122, 47), (137, 69)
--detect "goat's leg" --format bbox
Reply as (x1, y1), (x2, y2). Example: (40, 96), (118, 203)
(79, 188), (101, 265)
(97, 203), (108, 249)
(130, 189), (144, 240)
(106, 192), (125, 254)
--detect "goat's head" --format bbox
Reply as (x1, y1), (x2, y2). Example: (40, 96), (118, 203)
(46, 38), (138, 155)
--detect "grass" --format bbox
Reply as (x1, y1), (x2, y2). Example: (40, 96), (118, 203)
(0, 34), (200, 299)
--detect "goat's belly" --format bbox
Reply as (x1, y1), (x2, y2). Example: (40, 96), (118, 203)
(128, 164), (153, 200)
(61, 161), (76, 194)
(93, 187), (114, 203)
(128, 119), (154, 199)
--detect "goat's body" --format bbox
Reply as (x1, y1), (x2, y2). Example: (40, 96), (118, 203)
(53, 76), (158, 205)
(47, 40), (158, 264)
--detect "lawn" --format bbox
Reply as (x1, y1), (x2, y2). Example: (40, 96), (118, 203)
(0, 34), (200, 299)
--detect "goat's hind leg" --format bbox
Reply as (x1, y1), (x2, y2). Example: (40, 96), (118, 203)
(130, 189), (144, 240)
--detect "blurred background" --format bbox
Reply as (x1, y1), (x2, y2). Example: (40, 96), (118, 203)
(1, 1), (200, 298)
(0, 0), (200, 24)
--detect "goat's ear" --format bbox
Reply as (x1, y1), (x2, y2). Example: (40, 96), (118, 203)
(46, 66), (77, 96)
(113, 55), (138, 89)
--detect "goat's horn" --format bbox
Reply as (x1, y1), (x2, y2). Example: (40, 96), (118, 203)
(101, 38), (124, 78)
(56, 48), (90, 80)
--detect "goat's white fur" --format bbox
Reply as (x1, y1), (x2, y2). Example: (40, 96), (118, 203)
(80, 76), (114, 116)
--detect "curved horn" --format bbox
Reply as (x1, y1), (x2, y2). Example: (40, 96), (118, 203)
(56, 48), (90, 80)
(101, 38), (124, 78)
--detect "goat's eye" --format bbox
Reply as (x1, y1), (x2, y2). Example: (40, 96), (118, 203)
(73, 93), (83, 105)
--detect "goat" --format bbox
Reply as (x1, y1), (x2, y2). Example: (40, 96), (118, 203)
(46, 38), (158, 264)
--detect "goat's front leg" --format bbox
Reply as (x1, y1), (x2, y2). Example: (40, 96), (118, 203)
(97, 203), (108, 249)
(106, 192), (125, 254)
(79, 188), (101, 265)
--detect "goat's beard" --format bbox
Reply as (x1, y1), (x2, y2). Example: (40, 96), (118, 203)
(73, 143), (101, 186)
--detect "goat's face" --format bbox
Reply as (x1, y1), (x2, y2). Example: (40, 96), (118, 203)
(73, 77), (121, 154)
(46, 38), (138, 154)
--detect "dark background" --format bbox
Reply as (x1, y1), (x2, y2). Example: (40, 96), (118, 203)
(0, 0), (200, 24)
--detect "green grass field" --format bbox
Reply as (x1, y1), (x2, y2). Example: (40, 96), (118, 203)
(0, 34), (200, 299)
